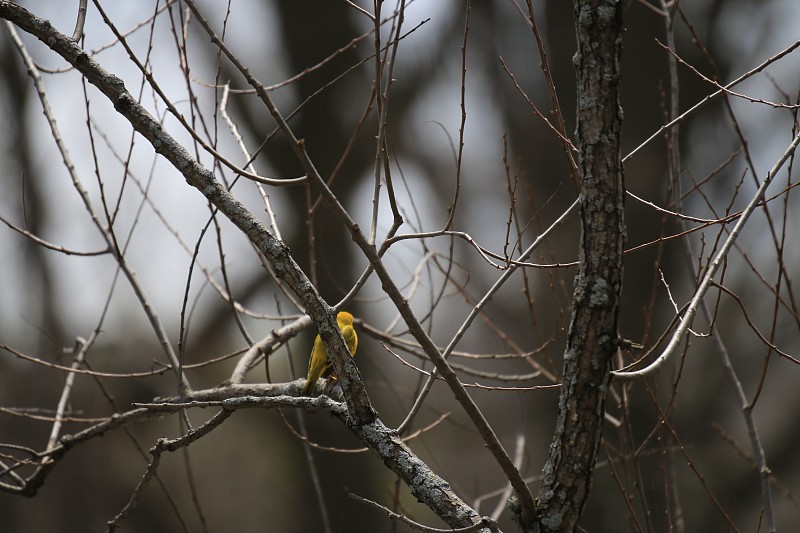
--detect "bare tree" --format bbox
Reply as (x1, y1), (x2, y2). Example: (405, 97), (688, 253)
(1, 1), (799, 532)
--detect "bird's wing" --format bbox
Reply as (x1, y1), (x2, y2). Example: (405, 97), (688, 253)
(341, 325), (357, 356)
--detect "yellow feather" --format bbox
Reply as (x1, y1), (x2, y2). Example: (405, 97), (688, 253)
(302, 312), (358, 395)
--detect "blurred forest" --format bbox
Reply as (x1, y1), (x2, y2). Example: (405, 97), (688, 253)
(1, 1), (799, 532)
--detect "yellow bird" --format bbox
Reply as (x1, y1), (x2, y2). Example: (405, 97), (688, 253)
(302, 311), (358, 395)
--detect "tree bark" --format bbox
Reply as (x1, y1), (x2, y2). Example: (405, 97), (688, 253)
(534, 1), (625, 531)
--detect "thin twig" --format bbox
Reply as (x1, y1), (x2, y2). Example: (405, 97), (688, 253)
(70, 0), (87, 41)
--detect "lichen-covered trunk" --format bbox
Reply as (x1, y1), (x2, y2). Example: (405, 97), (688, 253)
(534, 1), (626, 531)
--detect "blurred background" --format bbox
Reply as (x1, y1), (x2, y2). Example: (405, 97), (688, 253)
(1, 1), (799, 531)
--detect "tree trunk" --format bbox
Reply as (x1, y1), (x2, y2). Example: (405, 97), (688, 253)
(533, 1), (626, 531)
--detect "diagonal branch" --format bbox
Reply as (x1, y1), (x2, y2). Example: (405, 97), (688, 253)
(181, 0), (537, 524)
(612, 130), (800, 381)
(0, 3), (491, 529)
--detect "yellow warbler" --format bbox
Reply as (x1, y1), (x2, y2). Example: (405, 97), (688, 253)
(302, 311), (358, 395)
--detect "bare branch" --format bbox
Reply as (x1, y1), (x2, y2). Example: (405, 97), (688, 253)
(612, 130), (800, 381)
